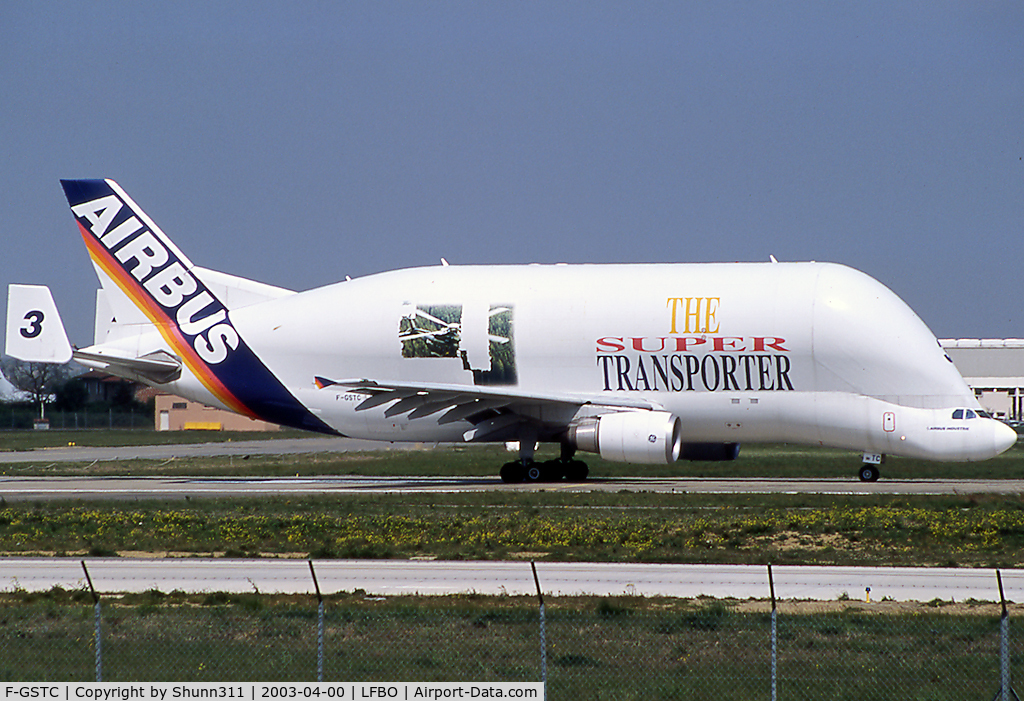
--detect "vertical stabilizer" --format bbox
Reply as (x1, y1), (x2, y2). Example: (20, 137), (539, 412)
(60, 179), (333, 433)
(5, 284), (73, 363)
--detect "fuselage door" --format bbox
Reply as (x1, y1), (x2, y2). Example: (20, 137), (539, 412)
(882, 411), (896, 433)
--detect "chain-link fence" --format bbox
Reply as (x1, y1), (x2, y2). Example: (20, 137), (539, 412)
(0, 407), (152, 430)
(1, 568), (1021, 699)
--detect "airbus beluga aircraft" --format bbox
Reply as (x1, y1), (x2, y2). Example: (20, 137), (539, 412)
(4, 180), (1017, 482)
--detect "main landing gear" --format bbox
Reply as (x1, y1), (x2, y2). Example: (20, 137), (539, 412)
(859, 453), (884, 482)
(499, 458), (589, 484)
(499, 441), (589, 484)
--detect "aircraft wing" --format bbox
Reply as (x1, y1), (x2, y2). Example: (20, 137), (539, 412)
(315, 377), (659, 441)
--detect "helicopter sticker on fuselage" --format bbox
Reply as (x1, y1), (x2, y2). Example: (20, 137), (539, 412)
(399, 303), (517, 386)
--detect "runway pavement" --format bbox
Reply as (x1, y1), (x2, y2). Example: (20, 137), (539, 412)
(0, 437), (406, 463)
(0, 558), (1018, 602)
(1, 474), (1023, 500)
(2, 437), (1022, 498)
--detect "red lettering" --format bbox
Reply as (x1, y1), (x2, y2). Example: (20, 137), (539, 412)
(631, 337), (667, 352)
(599, 336), (789, 353)
(713, 337), (745, 352)
(596, 337), (625, 353)
(673, 337), (707, 352)
(753, 337), (789, 352)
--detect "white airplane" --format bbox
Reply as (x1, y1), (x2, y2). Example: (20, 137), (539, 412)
(4, 179), (1017, 482)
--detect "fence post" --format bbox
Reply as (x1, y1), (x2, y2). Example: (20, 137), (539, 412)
(531, 562), (547, 695)
(768, 564), (777, 701)
(81, 561), (101, 682)
(992, 570), (1020, 701)
(309, 561), (324, 682)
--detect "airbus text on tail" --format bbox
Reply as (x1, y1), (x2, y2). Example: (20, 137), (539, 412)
(59, 179), (332, 433)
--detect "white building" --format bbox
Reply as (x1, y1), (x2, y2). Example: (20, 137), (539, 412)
(940, 339), (1024, 421)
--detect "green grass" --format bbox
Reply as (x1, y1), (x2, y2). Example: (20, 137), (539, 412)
(2, 433), (1024, 566)
(2, 435), (1024, 479)
(4, 491), (1024, 567)
(0, 589), (1016, 697)
(0, 428), (311, 452)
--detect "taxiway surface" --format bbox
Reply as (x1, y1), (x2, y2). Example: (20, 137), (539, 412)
(0, 558), (1017, 602)
(0, 474), (1022, 500)
(2, 437), (1021, 499)
(0, 437), (399, 463)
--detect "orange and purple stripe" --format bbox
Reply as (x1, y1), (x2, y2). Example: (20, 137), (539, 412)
(78, 222), (255, 418)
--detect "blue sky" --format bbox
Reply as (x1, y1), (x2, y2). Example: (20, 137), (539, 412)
(2, 2), (1022, 345)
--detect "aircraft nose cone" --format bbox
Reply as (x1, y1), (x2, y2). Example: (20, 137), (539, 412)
(995, 421), (1018, 456)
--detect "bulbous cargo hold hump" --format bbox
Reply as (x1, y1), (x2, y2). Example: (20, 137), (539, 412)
(810, 263), (974, 409)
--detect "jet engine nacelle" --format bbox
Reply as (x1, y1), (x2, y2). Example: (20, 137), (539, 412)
(568, 411), (682, 464)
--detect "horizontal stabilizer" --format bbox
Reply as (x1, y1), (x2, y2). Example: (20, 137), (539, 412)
(73, 349), (182, 384)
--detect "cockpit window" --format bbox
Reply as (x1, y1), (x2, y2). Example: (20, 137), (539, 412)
(951, 408), (989, 419)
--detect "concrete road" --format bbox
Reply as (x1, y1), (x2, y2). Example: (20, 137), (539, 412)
(1, 474), (1022, 501)
(0, 558), (1018, 602)
(0, 437), (410, 463)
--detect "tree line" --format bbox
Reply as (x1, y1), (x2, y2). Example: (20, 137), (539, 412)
(0, 357), (149, 421)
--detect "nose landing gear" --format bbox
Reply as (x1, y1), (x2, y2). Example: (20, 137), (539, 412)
(858, 464), (880, 482)
(859, 453), (883, 482)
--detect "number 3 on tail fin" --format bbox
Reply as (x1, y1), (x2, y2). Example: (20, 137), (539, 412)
(5, 284), (73, 363)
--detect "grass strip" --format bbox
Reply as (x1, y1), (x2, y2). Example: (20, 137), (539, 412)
(0, 589), (1017, 696)
(0, 429), (314, 452)
(2, 438), (1024, 479)
(3, 492), (1024, 566)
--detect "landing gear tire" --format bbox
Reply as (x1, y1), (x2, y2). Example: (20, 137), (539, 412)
(499, 458), (589, 483)
(859, 465), (880, 482)
(563, 460), (589, 482)
(500, 461), (526, 484)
